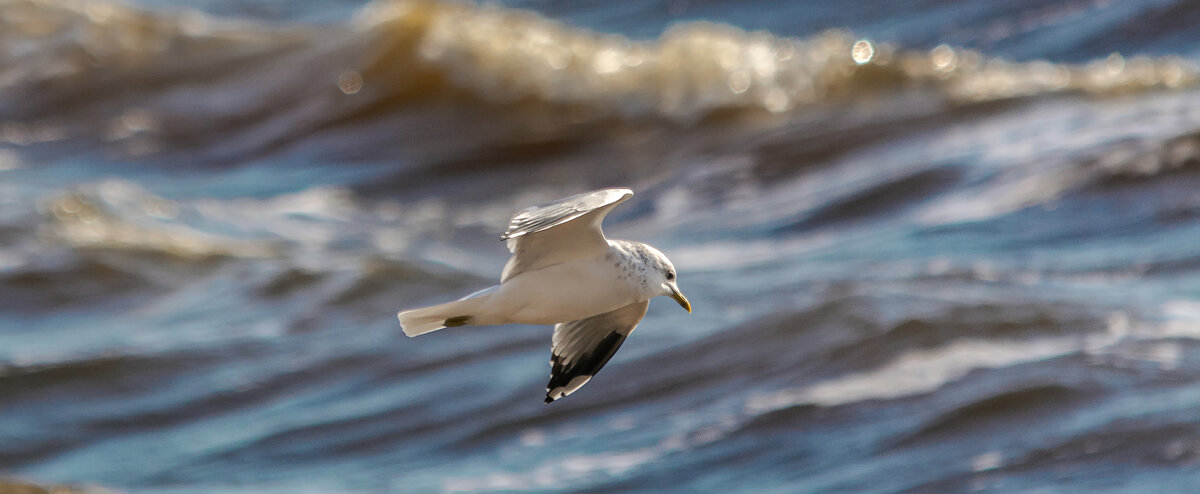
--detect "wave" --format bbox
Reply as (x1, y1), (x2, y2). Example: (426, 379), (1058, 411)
(777, 165), (966, 232)
(0, 256), (159, 312)
(1083, 129), (1200, 186)
(894, 384), (1099, 447)
(0, 351), (209, 468)
(0, 478), (104, 493)
(41, 181), (282, 259)
(4, 0), (1199, 162)
(904, 419), (1200, 493)
(357, 0), (1200, 115)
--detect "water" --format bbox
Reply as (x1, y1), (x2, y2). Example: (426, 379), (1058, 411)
(3, 0), (1200, 492)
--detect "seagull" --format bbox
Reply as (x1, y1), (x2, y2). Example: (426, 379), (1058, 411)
(397, 188), (691, 403)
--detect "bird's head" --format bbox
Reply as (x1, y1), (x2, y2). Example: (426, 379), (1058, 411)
(641, 245), (691, 313)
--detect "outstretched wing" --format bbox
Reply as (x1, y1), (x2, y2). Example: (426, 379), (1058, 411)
(544, 300), (649, 403)
(500, 188), (632, 282)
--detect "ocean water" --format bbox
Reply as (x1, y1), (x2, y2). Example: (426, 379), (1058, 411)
(3, 0), (1200, 492)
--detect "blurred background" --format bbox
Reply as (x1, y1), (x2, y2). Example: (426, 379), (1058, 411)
(3, 0), (1200, 492)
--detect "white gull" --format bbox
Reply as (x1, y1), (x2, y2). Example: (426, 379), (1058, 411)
(397, 188), (691, 403)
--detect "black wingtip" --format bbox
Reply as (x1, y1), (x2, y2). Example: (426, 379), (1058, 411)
(544, 396), (554, 404)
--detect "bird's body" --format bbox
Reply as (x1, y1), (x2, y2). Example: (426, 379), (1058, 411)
(397, 188), (691, 403)
(477, 240), (653, 325)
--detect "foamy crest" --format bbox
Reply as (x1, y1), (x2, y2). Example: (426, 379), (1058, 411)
(41, 180), (280, 259)
(442, 415), (741, 494)
(354, 0), (1200, 121)
(442, 446), (664, 493)
(745, 337), (1084, 414)
(359, 1), (831, 119)
(3, 0), (1197, 144)
(745, 300), (1200, 417)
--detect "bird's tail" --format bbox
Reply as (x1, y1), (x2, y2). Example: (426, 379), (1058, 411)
(397, 286), (496, 337)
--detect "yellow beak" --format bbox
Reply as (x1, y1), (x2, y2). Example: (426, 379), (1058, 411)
(670, 286), (692, 313)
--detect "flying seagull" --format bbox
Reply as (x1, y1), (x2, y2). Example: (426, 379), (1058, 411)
(397, 188), (691, 403)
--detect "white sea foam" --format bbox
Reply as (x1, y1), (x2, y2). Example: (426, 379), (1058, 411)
(745, 336), (1084, 414)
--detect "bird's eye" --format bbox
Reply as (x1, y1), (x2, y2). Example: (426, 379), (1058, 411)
(666, 271), (675, 281)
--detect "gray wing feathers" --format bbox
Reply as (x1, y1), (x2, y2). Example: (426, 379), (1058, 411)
(501, 188), (632, 242)
(545, 300), (649, 403)
(500, 188), (632, 282)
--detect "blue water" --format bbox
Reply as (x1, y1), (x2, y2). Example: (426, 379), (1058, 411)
(3, 0), (1200, 492)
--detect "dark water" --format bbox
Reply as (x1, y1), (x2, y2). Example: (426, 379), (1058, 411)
(4, 0), (1200, 492)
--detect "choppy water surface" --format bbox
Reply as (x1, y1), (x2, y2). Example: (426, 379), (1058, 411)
(3, 0), (1200, 492)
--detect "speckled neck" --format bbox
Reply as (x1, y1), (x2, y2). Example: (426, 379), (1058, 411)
(608, 239), (667, 297)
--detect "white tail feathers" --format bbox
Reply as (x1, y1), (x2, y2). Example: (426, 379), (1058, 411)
(397, 287), (495, 337)
(396, 309), (452, 337)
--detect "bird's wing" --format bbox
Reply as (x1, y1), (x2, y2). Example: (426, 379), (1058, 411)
(500, 188), (632, 282)
(544, 300), (649, 403)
